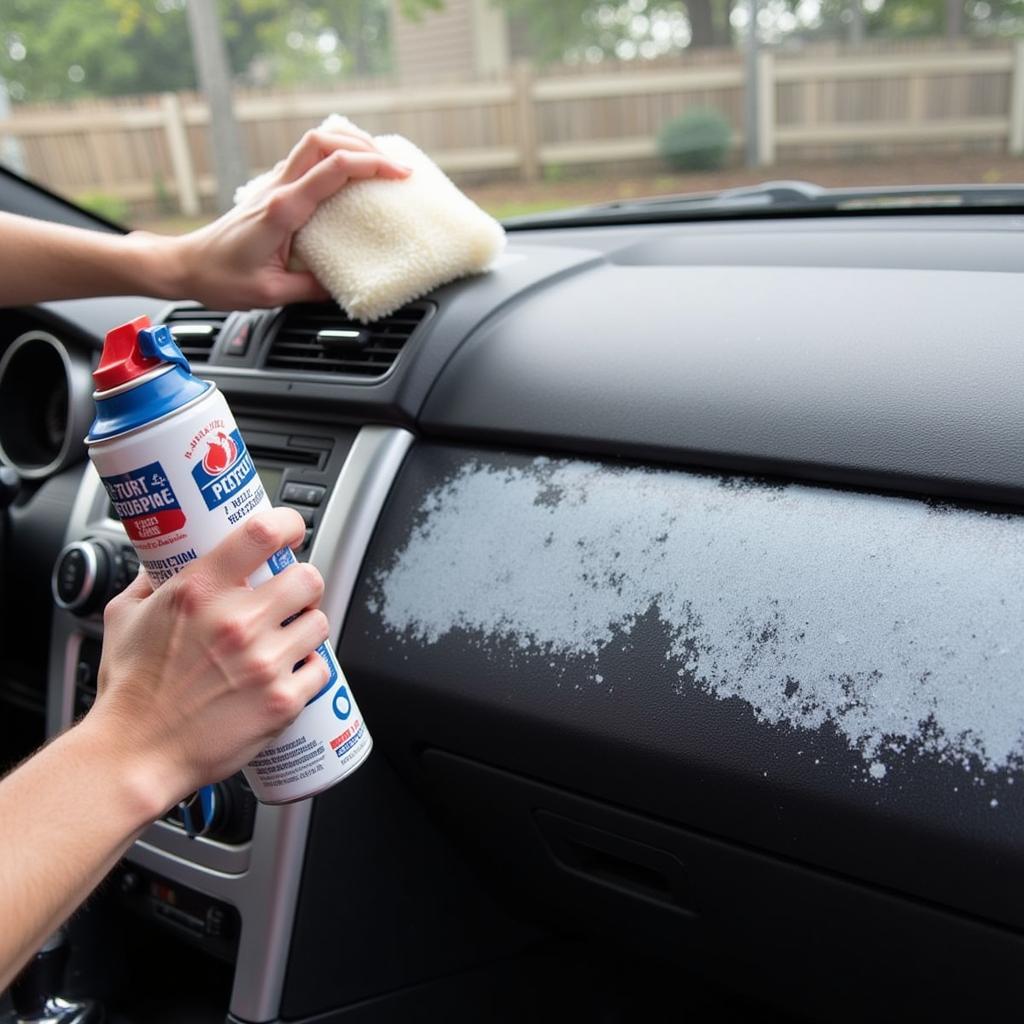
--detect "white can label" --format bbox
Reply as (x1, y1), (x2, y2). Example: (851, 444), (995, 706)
(91, 387), (371, 803)
(190, 428), (259, 513)
(103, 461), (188, 541)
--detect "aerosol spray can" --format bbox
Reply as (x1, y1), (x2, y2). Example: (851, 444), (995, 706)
(86, 316), (372, 808)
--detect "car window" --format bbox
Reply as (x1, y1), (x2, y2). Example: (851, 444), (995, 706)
(1, 0), (1022, 232)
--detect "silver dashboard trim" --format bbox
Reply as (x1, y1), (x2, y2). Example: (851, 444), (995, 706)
(143, 818), (253, 875)
(227, 424), (414, 1021)
(47, 424), (414, 1023)
(307, 426), (416, 648)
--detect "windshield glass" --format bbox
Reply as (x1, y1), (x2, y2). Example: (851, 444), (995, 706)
(1, 0), (1022, 230)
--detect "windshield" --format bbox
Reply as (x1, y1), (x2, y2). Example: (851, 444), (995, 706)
(1, 0), (1022, 231)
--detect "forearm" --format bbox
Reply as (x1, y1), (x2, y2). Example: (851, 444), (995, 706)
(0, 714), (171, 990)
(0, 212), (186, 306)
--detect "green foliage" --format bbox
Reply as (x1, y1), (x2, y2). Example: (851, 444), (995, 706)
(0, 0), (194, 101)
(657, 108), (732, 172)
(397, 0), (445, 21)
(229, 0), (394, 84)
(76, 191), (130, 224)
(484, 196), (579, 220)
(4, 0), (1022, 108)
(776, 0), (1024, 43)
(152, 173), (176, 217)
(861, 0), (945, 38)
(0, 0), (395, 103)
(542, 161), (568, 182)
(495, 0), (702, 65)
(493, 0), (1024, 64)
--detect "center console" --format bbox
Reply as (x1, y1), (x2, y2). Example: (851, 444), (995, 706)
(47, 422), (414, 1021)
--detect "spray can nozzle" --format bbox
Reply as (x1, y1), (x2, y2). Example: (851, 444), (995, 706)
(93, 316), (193, 393)
(136, 324), (192, 376)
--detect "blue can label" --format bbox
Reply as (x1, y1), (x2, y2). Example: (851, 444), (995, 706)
(312, 642), (340, 704)
(191, 428), (256, 510)
(267, 545), (296, 575)
(100, 461), (186, 542)
(266, 543), (338, 705)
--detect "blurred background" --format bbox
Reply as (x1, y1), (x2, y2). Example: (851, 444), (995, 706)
(1, 0), (1022, 229)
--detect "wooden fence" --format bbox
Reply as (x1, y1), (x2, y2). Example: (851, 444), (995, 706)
(3, 39), (1023, 218)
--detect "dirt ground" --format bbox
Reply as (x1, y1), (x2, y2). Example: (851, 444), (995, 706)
(462, 151), (1024, 220)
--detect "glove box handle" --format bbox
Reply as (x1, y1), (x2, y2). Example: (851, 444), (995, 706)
(533, 809), (695, 915)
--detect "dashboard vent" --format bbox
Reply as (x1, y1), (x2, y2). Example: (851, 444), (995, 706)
(163, 306), (231, 364)
(264, 302), (430, 379)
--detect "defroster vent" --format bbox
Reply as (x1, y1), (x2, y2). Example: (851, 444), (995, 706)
(264, 302), (431, 379)
(164, 305), (231, 363)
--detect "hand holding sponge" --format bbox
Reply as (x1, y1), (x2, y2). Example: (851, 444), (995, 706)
(235, 115), (506, 323)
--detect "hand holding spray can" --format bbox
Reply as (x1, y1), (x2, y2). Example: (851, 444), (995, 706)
(86, 316), (371, 806)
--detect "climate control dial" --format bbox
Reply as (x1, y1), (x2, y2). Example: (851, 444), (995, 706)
(164, 774), (257, 844)
(52, 541), (109, 614)
(52, 539), (139, 615)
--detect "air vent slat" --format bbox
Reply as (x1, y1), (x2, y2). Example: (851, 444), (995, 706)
(163, 305), (230, 365)
(268, 357), (395, 371)
(168, 310), (233, 320)
(271, 341), (404, 353)
(264, 302), (429, 380)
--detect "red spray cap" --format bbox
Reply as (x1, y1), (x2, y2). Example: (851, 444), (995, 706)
(94, 315), (162, 392)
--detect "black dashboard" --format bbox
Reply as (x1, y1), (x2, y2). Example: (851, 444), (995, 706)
(2, 209), (1024, 1023)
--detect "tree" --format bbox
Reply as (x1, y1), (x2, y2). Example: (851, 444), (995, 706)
(777, 0), (1015, 42)
(946, 0), (964, 38)
(187, 0), (247, 212)
(3, 0), (1021, 105)
(688, 0), (716, 47)
(0, 0), (396, 103)
(0, 0), (194, 101)
(495, 0), (727, 64)
(227, 0), (394, 84)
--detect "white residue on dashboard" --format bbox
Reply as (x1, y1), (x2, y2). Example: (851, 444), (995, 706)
(372, 456), (1024, 780)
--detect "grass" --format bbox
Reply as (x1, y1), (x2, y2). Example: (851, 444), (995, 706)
(479, 197), (580, 221)
(135, 214), (210, 235)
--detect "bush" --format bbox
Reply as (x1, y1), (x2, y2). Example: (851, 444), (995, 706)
(542, 162), (569, 183)
(657, 109), (733, 173)
(76, 191), (129, 225)
(153, 173), (176, 217)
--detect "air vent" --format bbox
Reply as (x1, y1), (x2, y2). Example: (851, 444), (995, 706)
(264, 302), (430, 379)
(163, 306), (231, 363)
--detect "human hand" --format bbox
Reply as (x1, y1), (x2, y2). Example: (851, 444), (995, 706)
(160, 125), (411, 309)
(84, 507), (330, 813)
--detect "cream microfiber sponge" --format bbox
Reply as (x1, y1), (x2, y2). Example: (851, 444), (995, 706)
(235, 115), (506, 323)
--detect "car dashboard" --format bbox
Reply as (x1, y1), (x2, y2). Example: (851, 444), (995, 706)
(2, 212), (1023, 1023)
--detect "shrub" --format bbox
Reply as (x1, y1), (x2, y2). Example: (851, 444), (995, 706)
(77, 191), (129, 225)
(542, 162), (567, 183)
(657, 109), (733, 173)
(153, 173), (176, 217)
